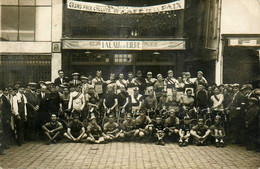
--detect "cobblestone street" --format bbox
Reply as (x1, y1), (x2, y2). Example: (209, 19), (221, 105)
(0, 141), (260, 169)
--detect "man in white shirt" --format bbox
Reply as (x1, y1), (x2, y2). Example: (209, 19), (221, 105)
(12, 85), (28, 146)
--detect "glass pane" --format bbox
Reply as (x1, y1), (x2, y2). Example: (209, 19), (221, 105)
(19, 7), (35, 41)
(19, 0), (35, 6)
(35, 7), (51, 41)
(1, 7), (18, 41)
(36, 0), (51, 6)
(1, 0), (18, 5)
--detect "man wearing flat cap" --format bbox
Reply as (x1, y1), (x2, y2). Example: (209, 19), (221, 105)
(24, 82), (39, 141)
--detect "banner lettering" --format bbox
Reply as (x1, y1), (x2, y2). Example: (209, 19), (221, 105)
(67, 0), (185, 14)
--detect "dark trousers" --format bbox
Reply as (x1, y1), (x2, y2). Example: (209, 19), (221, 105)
(245, 127), (258, 150)
(27, 116), (38, 141)
(14, 115), (26, 144)
(229, 117), (240, 144)
(3, 122), (13, 146)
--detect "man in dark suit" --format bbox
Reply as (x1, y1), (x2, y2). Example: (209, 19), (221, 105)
(24, 82), (39, 141)
(69, 72), (82, 87)
(1, 88), (12, 148)
(54, 70), (68, 86)
(37, 86), (50, 133)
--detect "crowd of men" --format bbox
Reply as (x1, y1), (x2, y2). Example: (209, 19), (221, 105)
(0, 69), (259, 154)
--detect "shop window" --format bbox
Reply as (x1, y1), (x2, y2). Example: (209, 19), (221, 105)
(114, 54), (132, 63)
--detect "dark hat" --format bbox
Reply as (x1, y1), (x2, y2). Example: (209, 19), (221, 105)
(72, 72), (79, 76)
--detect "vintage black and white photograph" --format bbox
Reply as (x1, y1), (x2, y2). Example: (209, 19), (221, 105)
(0, 0), (260, 168)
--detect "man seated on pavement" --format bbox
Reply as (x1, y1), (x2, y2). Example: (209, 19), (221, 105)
(190, 118), (210, 146)
(178, 115), (191, 146)
(87, 115), (107, 144)
(42, 114), (63, 145)
(134, 109), (153, 139)
(210, 115), (225, 147)
(164, 109), (179, 142)
(64, 113), (87, 142)
(152, 116), (166, 146)
(103, 114), (120, 141)
(119, 113), (136, 141)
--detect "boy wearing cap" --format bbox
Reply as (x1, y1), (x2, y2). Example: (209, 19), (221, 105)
(12, 85), (28, 146)
(145, 72), (157, 97)
(190, 118), (210, 146)
(210, 115), (225, 147)
(119, 113), (136, 140)
(164, 70), (178, 97)
(42, 114), (63, 144)
(103, 114), (120, 141)
(245, 97), (259, 150)
(64, 113), (87, 142)
(194, 71), (208, 91)
(87, 116), (106, 144)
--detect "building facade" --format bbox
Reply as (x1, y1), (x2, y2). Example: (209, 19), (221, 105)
(184, 0), (260, 86)
(0, 0), (63, 87)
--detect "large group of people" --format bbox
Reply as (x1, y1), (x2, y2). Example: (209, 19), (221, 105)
(0, 69), (259, 154)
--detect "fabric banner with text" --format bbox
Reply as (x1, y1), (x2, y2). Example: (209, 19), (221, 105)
(67, 0), (185, 14)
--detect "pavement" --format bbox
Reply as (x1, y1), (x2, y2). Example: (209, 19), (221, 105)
(0, 141), (260, 169)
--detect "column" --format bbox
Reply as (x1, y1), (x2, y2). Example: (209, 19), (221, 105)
(51, 0), (63, 81)
(215, 39), (224, 85)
